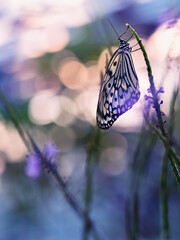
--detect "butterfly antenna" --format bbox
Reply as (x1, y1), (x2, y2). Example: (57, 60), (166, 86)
(107, 18), (119, 38)
(119, 27), (129, 39)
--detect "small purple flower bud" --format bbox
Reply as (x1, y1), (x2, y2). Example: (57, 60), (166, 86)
(147, 88), (151, 93)
(25, 153), (41, 178)
(43, 142), (59, 160)
(144, 95), (149, 101)
(158, 87), (165, 94)
(144, 95), (153, 101)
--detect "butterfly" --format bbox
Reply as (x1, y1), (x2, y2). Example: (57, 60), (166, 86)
(96, 28), (140, 130)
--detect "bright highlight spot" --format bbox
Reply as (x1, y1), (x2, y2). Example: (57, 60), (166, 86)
(99, 147), (127, 176)
(0, 124), (27, 162)
(19, 27), (69, 58)
(146, 19), (180, 63)
(75, 86), (99, 124)
(29, 91), (61, 125)
(58, 57), (88, 90)
(55, 96), (77, 127)
(0, 156), (6, 175)
(0, 20), (11, 47)
(98, 47), (116, 74)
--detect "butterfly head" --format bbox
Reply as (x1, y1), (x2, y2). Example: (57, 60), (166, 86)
(118, 38), (130, 50)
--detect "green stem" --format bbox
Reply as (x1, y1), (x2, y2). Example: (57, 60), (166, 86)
(168, 154), (180, 187)
(160, 153), (169, 239)
(126, 23), (166, 137)
(145, 117), (180, 187)
(83, 153), (93, 240)
(126, 24), (180, 186)
(83, 127), (101, 240)
(160, 87), (179, 238)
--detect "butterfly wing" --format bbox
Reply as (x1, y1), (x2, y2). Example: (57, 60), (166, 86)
(97, 47), (140, 129)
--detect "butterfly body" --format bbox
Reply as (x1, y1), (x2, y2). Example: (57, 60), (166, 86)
(97, 38), (140, 129)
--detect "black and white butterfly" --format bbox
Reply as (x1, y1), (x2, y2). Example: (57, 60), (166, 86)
(96, 27), (140, 129)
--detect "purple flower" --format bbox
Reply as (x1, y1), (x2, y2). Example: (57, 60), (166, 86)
(157, 87), (164, 94)
(144, 95), (152, 101)
(144, 86), (164, 102)
(25, 142), (59, 178)
(43, 142), (59, 160)
(147, 88), (151, 94)
(25, 153), (41, 178)
(144, 86), (166, 121)
(146, 87), (164, 96)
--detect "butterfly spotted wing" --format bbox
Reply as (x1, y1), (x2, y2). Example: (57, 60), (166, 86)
(96, 39), (140, 129)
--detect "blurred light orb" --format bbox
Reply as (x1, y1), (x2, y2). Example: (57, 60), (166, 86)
(46, 26), (69, 53)
(147, 19), (180, 60)
(19, 26), (69, 59)
(113, 103), (143, 132)
(0, 122), (9, 151)
(98, 47), (116, 74)
(58, 57), (88, 89)
(58, 156), (74, 179)
(99, 147), (127, 176)
(86, 61), (100, 86)
(0, 20), (11, 47)
(5, 127), (27, 162)
(58, 5), (91, 27)
(0, 156), (6, 175)
(144, 19), (180, 115)
(55, 95), (77, 127)
(29, 90), (61, 125)
(75, 86), (99, 124)
(0, 123), (27, 162)
(58, 148), (86, 179)
(51, 50), (76, 75)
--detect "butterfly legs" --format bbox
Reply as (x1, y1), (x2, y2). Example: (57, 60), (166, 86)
(118, 27), (129, 39)
(131, 40), (142, 52)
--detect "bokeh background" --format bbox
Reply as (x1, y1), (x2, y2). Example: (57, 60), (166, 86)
(0, 0), (180, 239)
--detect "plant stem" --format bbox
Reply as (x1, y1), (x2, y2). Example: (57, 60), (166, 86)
(126, 23), (180, 186)
(83, 152), (93, 240)
(160, 87), (179, 239)
(160, 153), (169, 239)
(126, 23), (166, 137)
(145, 117), (180, 187)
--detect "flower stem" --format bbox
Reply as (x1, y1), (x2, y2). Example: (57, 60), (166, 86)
(160, 153), (169, 239)
(126, 23), (180, 186)
(145, 117), (180, 187)
(126, 23), (166, 137)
